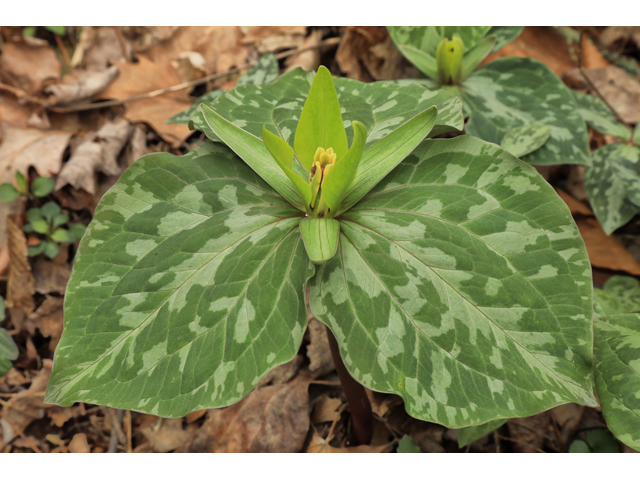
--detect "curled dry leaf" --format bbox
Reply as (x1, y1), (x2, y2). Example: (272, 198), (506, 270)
(256, 354), (303, 387)
(182, 375), (311, 452)
(68, 433), (91, 453)
(140, 418), (198, 453)
(28, 296), (64, 352)
(599, 26), (640, 50)
(0, 125), (71, 182)
(5, 215), (35, 314)
(32, 257), (71, 295)
(306, 317), (335, 379)
(44, 66), (120, 106)
(311, 395), (342, 424)
(171, 52), (208, 82)
(285, 29), (322, 73)
(242, 26), (307, 54)
(2, 364), (51, 435)
(305, 429), (389, 453)
(74, 27), (131, 71)
(55, 119), (133, 194)
(507, 413), (552, 453)
(0, 40), (60, 94)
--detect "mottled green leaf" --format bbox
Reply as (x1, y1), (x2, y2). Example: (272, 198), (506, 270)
(0, 328), (18, 377)
(69, 223), (87, 242)
(594, 275), (640, 316)
(167, 54), (279, 125)
(462, 57), (590, 166)
(311, 135), (596, 428)
(487, 27), (523, 52)
(32, 176), (55, 197)
(0, 183), (19, 202)
(457, 419), (507, 448)
(500, 124), (551, 158)
(460, 35), (496, 81)
(594, 314), (640, 451)
(584, 143), (640, 234)
(300, 218), (340, 265)
(573, 91), (631, 141)
(387, 26), (492, 58)
(46, 143), (314, 417)
(190, 68), (463, 148)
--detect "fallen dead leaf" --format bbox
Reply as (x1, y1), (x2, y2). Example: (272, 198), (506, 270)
(306, 317), (335, 379)
(0, 40), (60, 94)
(184, 409), (207, 424)
(311, 395), (342, 424)
(5, 215), (35, 314)
(140, 418), (197, 453)
(507, 413), (552, 453)
(599, 26), (640, 51)
(256, 354), (303, 387)
(243, 26), (307, 54)
(577, 217), (640, 275)
(28, 296), (64, 352)
(55, 119), (133, 194)
(285, 30), (323, 73)
(44, 66), (120, 106)
(0, 94), (32, 130)
(32, 257), (71, 295)
(1, 364), (51, 435)
(555, 188), (593, 216)
(305, 428), (389, 453)
(183, 374), (311, 453)
(74, 27), (131, 71)
(68, 433), (91, 453)
(48, 405), (83, 428)
(171, 52), (208, 82)
(550, 403), (584, 448)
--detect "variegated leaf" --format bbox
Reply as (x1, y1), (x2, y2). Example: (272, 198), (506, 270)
(594, 276), (640, 316)
(594, 314), (640, 451)
(189, 68), (464, 147)
(167, 54), (279, 125)
(462, 57), (590, 166)
(46, 143), (314, 417)
(573, 91), (631, 141)
(584, 143), (640, 235)
(500, 123), (551, 158)
(457, 419), (507, 448)
(487, 26), (523, 52)
(310, 135), (596, 428)
(387, 26), (493, 58)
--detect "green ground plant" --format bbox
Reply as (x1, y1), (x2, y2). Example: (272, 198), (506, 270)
(0, 297), (19, 377)
(25, 202), (86, 259)
(44, 60), (640, 452)
(0, 171), (54, 202)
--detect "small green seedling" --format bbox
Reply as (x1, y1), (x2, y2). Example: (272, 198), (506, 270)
(24, 201), (86, 259)
(0, 171), (55, 203)
(0, 297), (19, 378)
(396, 435), (421, 453)
(22, 26), (66, 37)
(569, 429), (620, 453)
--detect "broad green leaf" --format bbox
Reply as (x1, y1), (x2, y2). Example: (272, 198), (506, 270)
(395, 44), (438, 80)
(200, 104), (306, 210)
(500, 124), (551, 158)
(594, 314), (640, 451)
(51, 228), (73, 243)
(41, 201), (62, 223)
(486, 26), (523, 52)
(311, 135), (596, 428)
(293, 66), (348, 172)
(462, 57), (590, 166)
(584, 143), (640, 235)
(46, 143), (314, 417)
(573, 91), (631, 141)
(168, 54), (279, 125)
(69, 223), (87, 242)
(31, 219), (50, 235)
(457, 419), (507, 448)
(320, 121), (367, 213)
(337, 106), (437, 215)
(0, 328), (18, 377)
(31, 176), (55, 197)
(189, 68), (463, 149)
(44, 241), (59, 259)
(52, 213), (70, 229)
(262, 126), (312, 207)
(460, 35), (496, 81)
(397, 435), (421, 453)
(300, 218), (340, 265)
(593, 276), (640, 316)
(0, 183), (19, 202)
(634, 123), (640, 146)
(387, 26), (492, 58)
(27, 241), (46, 257)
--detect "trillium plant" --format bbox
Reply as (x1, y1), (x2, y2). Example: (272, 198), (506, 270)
(45, 62), (639, 451)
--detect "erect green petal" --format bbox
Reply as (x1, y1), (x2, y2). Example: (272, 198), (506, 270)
(262, 126), (312, 208)
(460, 34), (496, 80)
(320, 121), (367, 215)
(293, 66), (348, 172)
(300, 217), (340, 265)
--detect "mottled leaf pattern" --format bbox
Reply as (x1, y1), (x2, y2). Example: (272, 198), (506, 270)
(189, 68), (464, 147)
(310, 136), (596, 428)
(167, 54), (279, 125)
(500, 124), (551, 158)
(46, 143), (314, 417)
(387, 26), (492, 58)
(487, 26), (523, 52)
(594, 314), (640, 451)
(457, 419), (507, 448)
(573, 91), (631, 141)
(594, 276), (640, 316)
(584, 143), (640, 234)
(462, 57), (590, 166)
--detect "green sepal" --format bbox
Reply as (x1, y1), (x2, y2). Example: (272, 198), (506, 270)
(293, 66), (348, 172)
(262, 126), (312, 209)
(15, 171), (27, 194)
(200, 104), (306, 211)
(31, 176), (55, 197)
(396, 44), (439, 81)
(460, 35), (496, 80)
(320, 121), (367, 214)
(500, 123), (551, 158)
(436, 36), (464, 84)
(300, 218), (340, 265)
(0, 183), (19, 202)
(337, 106), (438, 215)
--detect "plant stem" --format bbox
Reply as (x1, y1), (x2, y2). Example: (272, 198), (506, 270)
(325, 325), (373, 445)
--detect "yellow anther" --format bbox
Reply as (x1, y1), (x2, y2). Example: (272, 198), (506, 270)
(313, 147), (337, 168)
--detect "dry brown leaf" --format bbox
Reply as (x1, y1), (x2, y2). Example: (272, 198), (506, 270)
(28, 296), (64, 352)
(256, 354), (303, 387)
(2, 364), (51, 435)
(183, 375), (311, 452)
(48, 405), (82, 428)
(243, 26), (307, 54)
(55, 119), (133, 194)
(550, 403), (584, 447)
(305, 429), (389, 453)
(73, 27), (131, 70)
(599, 26), (640, 50)
(336, 26), (412, 82)
(484, 26), (575, 77)
(0, 40), (60, 94)
(307, 317), (335, 379)
(171, 52), (208, 82)
(5, 215), (35, 314)
(0, 94), (32, 130)
(0, 125), (71, 182)
(507, 413), (552, 453)
(68, 433), (91, 453)
(184, 409), (207, 424)
(32, 257), (71, 295)
(577, 216), (640, 275)
(285, 30), (322, 73)
(140, 418), (197, 453)
(98, 57), (191, 146)
(44, 66), (120, 106)
(580, 35), (610, 70)
(555, 188), (593, 216)
(311, 395), (342, 424)
(0, 244), (9, 276)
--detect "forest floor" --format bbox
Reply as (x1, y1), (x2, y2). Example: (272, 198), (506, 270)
(1, 26), (640, 453)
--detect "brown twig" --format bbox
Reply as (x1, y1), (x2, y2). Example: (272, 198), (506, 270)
(54, 34), (72, 71)
(48, 37), (341, 114)
(112, 27), (129, 62)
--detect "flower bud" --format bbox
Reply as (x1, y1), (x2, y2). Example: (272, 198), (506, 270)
(436, 36), (464, 85)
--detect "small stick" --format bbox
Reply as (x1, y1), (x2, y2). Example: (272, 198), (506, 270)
(54, 34), (72, 71)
